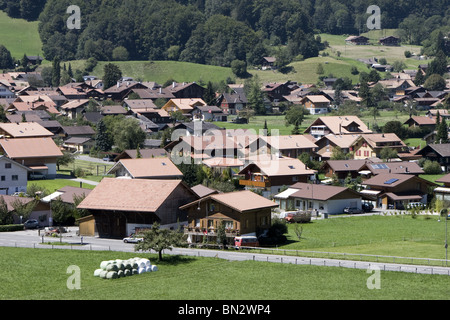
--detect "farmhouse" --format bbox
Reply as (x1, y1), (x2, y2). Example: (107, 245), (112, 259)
(379, 36), (400, 46)
(180, 190), (279, 244)
(304, 116), (372, 139)
(77, 178), (198, 238)
(416, 143), (450, 172)
(352, 133), (406, 159)
(345, 35), (369, 45)
(238, 156), (317, 197)
(274, 182), (362, 216)
(300, 95), (331, 115)
(246, 135), (318, 159)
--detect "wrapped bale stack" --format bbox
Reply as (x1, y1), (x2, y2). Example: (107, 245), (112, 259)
(94, 257), (158, 279)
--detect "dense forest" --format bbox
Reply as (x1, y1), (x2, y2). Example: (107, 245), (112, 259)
(1, 0), (449, 66)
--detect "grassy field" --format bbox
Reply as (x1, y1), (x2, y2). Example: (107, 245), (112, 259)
(218, 110), (417, 136)
(0, 11), (43, 59)
(281, 215), (448, 261)
(44, 59), (236, 85)
(27, 178), (96, 194)
(0, 246), (448, 300)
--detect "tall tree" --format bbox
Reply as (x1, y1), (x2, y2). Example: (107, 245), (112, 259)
(95, 119), (113, 152)
(51, 57), (61, 87)
(245, 75), (265, 115)
(103, 63), (122, 90)
(0, 45), (13, 69)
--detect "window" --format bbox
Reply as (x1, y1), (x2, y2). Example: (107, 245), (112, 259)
(5, 163), (11, 169)
(224, 220), (233, 229)
(12, 175), (18, 181)
(0, 176), (4, 181)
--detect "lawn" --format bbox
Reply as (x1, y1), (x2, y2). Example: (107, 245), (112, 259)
(46, 59), (236, 85)
(27, 178), (96, 194)
(0, 10), (43, 60)
(281, 215), (448, 261)
(0, 247), (448, 300)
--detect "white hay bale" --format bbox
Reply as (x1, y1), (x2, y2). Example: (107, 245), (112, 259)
(124, 269), (131, 277)
(132, 268), (138, 275)
(99, 270), (108, 279)
(138, 267), (146, 274)
(117, 270), (124, 278)
(106, 271), (118, 279)
(106, 263), (119, 272)
(94, 269), (103, 277)
(145, 266), (152, 272)
(100, 261), (111, 270)
(150, 265), (158, 272)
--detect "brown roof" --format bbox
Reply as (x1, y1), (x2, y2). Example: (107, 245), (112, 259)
(0, 195), (35, 212)
(190, 184), (219, 198)
(404, 116), (436, 126)
(55, 186), (92, 204)
(107, 158), (183, 179)
(276, 182), (360, 201)
(305, 116), (372, 135)
(239, 157), (316, 177)
(180, 190), (278, 212)
(436, 173), (450, 184)
(364, 161), (424, 175)
(257, 135), (318, 150)
(60, 99), (90, 110)
(359, 133), (406, 148)
(0, 137), (63, 158)
(324, 159), (370, 172)
(77, 178), (189, 212)
(0, 122), (53, 138)
(362, 173), (435, 188)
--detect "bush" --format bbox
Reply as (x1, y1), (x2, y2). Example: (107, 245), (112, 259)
(0, 224), (24, 232)
(73, 168), (85, 178)
(423, 160), (442, 174)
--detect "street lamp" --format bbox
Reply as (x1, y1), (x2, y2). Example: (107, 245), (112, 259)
(440, 209), (448, 266)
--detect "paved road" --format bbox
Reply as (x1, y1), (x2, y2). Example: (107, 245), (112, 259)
(1, 228), (449, 276)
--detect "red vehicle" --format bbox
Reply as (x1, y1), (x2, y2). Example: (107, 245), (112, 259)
(234, 236), (259, 248)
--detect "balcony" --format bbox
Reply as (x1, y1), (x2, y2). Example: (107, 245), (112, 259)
(239, 179), (271, 188)
(184, 226), (240, 237)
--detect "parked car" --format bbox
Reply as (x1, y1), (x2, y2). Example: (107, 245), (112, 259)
(234, 236), (259, 248)
(123, 234), (143, 243)
(284, 212), (312, 223)
(362, 202), (374, 212)
(23, 219), (40, 229)
(29, 172), (46, 180)
(343, 207), (363, 214)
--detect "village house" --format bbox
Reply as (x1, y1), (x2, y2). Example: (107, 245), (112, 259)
(358, 161), (424, 179)
(321, 159), (371, 181)
(361, 173), (436, 210)
(345, 35), (369, 45)
(352, 133), (407, 160)
(180, 190), (278, 244)
(246, 134), (318, 159)
(125, 82), (175, 101)
(77, 178), (198, 238)
(0, 122), (53, 139)
(59, 99), (91, 119)
(416, 143), (450, 172)
(114, 148), (167, 161)
(1, 194), (51, 226)
(161, 98), (207, 117)
(238, 156), (317, 197)
(62, 137), (94, 154)
(61, 125), (96, 141)
(0, 137), (63, 178)
(274, 182), (362, 216)
(106, 158), (183, 180)
(192, 105), (227, 122)
(404, 115), (436, 133)
(379, 36), (401, 46)
(165, 82), (205, 99)
(434, 173), (450, 202)
(304, 116), (372, 139)
(0, 156), (30, 195)
(314, 134), (360, 161)
(103, 81), (148, 101)
(261, 57), (276, 70)
(300, 95), (331, 115)
(217, 86), (248, 115)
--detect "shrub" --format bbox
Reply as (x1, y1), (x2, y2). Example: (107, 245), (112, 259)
(423, 160), (442, 174)
(0, 224), (24, 232)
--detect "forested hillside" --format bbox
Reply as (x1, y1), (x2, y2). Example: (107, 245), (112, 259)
(1, 0), (449, 66)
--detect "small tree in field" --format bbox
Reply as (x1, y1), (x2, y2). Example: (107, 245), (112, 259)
(134, 222), (187, 261)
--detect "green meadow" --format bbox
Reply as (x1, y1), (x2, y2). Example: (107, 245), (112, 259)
(0, 246), (448, 300)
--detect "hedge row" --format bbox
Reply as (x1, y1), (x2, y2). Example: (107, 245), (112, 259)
(0, 224), (24, 232)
